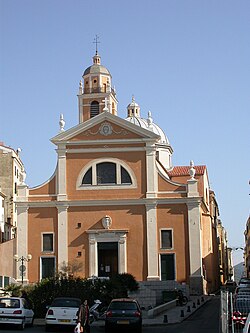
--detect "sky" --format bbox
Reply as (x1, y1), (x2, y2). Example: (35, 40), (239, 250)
(1, 0), (249, 266)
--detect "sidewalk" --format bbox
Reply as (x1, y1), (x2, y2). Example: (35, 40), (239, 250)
(141, 295), (212, 326)
(34, 295), (212, 327)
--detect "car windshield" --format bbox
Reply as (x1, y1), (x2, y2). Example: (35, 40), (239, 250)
(109, 301), (138, 310)
(51, 299), (81, 307)
(0, 298), (20, 308)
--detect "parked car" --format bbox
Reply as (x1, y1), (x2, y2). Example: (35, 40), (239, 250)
(45, 297), (81, 331)
(0, 296), (34, 330)
(105, 298), (142, 333)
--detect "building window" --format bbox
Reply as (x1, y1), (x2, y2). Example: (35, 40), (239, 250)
(161, 254), (175, 280)
(42, 233), (53, 252)
(82, 168), (92, 185)
(4, 276), (9, 287)
(161, 230), (173, 249)
(97, 162), (116, 184)
(121, 167), (132, 184)
(90, 101), (99, 118)
(81, 161), (132, 187)
(41, 257), (55, 279)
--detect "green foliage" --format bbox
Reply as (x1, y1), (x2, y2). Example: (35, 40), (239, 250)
(19, 273), (139, 318)
(3, 283), (22, 296)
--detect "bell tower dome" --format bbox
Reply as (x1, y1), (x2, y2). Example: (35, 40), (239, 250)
(78, 50), (118, 123)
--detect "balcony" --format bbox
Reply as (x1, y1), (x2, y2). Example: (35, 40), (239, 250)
(83, 87), (116, 95)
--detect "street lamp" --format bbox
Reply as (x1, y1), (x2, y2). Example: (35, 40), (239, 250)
(14, 254), (32, 284)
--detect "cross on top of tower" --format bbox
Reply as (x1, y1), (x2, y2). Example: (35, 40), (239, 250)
(93, 35), (100, 55)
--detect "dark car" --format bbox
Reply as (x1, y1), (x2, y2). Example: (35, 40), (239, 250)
(105, 298), (142, 333)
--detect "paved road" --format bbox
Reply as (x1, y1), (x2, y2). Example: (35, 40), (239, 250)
(0, 296), (220, 333)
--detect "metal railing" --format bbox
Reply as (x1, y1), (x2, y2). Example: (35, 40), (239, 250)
(221, 289), (250, 333)
(83, 87), (116, 95)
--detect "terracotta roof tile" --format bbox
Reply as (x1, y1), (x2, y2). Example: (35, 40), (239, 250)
(168, 165), (206, 177)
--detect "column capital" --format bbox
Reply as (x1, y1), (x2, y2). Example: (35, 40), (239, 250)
(56, 204), (69, 213)
(17, 205), (29, 214)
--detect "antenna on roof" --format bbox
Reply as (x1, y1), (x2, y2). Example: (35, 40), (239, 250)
(93, 35), (100, 55)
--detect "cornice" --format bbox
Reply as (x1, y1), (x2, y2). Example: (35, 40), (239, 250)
(16, 196), (202, 208)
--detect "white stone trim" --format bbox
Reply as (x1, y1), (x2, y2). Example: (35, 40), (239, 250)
(159, 253), (176, 281)
(41, 232), (55, 253)
(146, 203), (159, 280)
(187, 201), (203, 276)
(57, 205), (68, 269)
(87, 230), (128, 277)
(17, 197), (201, 208)
(159, 228), (174, 250)
(57, 147), (67, 201)
(146, 144), (158, 198)
(40, 256), (56, 281)
(15, 206), (29, 282)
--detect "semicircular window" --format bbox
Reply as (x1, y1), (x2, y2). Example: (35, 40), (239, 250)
(121, 166), (132, 184)
(81, 162), (133, 186)
(82, 167), (92, 185)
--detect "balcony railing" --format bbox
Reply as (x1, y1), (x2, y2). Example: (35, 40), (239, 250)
(83, 87), (116, 95)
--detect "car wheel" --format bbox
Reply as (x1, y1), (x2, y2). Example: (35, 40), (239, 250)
(18, 319), (25, 330)
(135, 325), (142, 333)
(105, 323), (111, 333)
(28, 317), (34, 327)
(45, 324), (52, 332)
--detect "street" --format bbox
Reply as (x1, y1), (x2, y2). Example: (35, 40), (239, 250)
(0, 296), (220, 333)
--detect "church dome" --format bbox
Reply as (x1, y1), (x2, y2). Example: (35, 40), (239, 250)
(125, 97), (169, 144)
(83, 64), (110, 76)
(83, 53), (111, 76)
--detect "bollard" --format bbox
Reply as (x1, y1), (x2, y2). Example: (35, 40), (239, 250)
(201, 296), (204, 302)
(192, 302), (196, 308)
(197, 298), (200, 305)
(180, 309), (185, 317)
(163, 315), (168, 323)
(187, 305), (191, 312)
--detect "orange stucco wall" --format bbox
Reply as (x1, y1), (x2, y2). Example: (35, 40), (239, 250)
(66, 151), (146, 200)
(67, 205), (147, 281)
(29, 175), (56, 197)
(28, 207), (58, 283)
(157, 204), (189, 283)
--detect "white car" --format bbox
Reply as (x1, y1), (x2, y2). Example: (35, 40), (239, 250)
(45, 297), (81, 331)
(0, 296), (34, 330)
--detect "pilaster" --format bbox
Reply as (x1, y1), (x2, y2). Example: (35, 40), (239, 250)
(146, 203), (159, 280)
(146, 144), (158, 199)
(57, 146), (67, 201)
(187, 199), (204, 294)
(57, 205), (68, 269)
(15, 206), (29, 283)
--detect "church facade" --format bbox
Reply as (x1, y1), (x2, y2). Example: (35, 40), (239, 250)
(16, 51), (221, 294)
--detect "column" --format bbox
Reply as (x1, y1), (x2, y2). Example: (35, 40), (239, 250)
(16, 205), (29, 283)
(187, 200), (203, 294)
(118, 233), (127, 273)
(89, 235), (98, 277)
(146, 144), (158, 198)
(57, 205), (68, 269)
(57, 146), (67, 201)
(146, 203), (159, 280)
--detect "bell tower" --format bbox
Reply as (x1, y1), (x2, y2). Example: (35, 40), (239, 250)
(78, 48), (118, 123)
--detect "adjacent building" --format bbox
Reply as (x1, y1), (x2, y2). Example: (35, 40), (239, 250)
(11, 51), (228, 294)
(245, 216), (250, 277)
(0, 143), (26, 288)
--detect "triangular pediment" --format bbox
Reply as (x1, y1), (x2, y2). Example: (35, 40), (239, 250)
(51, 112), (160, 145)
